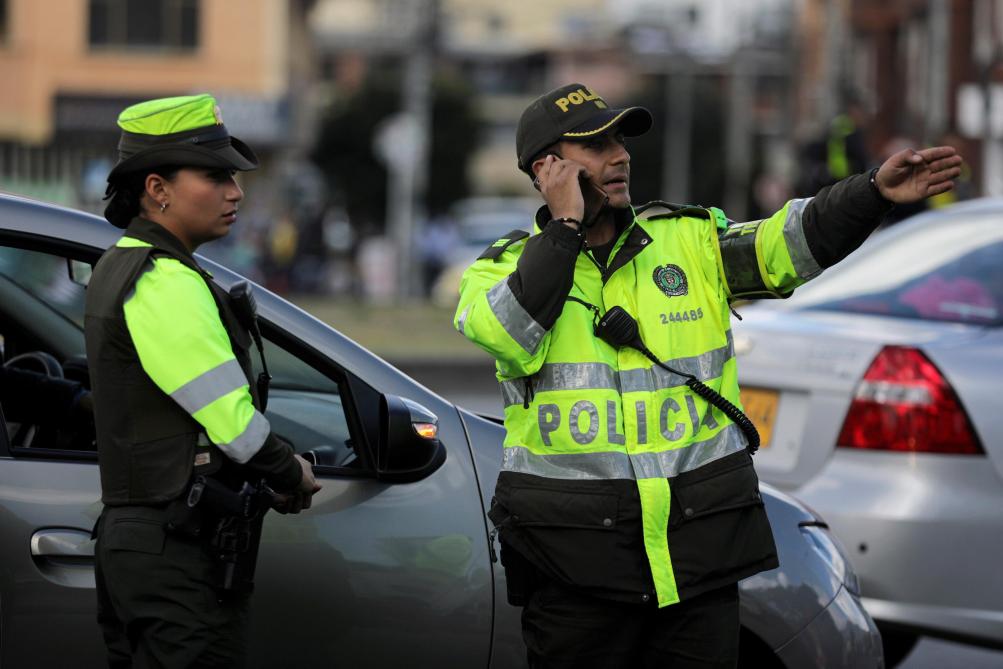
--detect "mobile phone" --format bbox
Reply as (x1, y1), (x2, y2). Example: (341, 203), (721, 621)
(542, 152), (607, 197)
(537, 153), (609, 226)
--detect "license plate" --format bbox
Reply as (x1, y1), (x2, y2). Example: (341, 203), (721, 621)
(738, 387), (779, 448)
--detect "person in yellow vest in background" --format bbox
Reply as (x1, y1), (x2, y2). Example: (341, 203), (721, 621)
(798, 95), (871, 197)
(826, 97), (870, 182)
(86, 94), (321, 668)
(455, 82), (961, 668)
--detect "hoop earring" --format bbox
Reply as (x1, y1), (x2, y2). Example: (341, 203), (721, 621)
(160, 201), (169, 213)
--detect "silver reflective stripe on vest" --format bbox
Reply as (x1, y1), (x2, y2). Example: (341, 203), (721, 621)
(500, 362), (618, 406)
(630, 424), (747, 478)
(487, 279), (546, 354)
(169, 359), (248, 415)
(782, 197), (822, 280)
(216, 411), (270, 464)
(501, 423), (746, 481)
(500, 333), (734, 406)
(503, 446), (637, 480)
(620, 331), (734, 394)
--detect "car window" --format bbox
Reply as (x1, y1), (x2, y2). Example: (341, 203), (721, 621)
(789, 216), (1003, 326)
(0, 243), (362, 471)
(249, 333), (363, 471)
(0, 247), (86, 329)
(0, 246), (90, 455)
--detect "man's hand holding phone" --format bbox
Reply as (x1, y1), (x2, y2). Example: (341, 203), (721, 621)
(534, 154), (588, 228)
(534, 154), (608, 230)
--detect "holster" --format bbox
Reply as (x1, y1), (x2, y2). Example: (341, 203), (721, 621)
(499, 538), (539, 607)
(489, 498), (538, 607)
(165, 474), (269, 594)
(210, 514), (264, 595)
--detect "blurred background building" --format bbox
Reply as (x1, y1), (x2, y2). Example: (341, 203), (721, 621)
(0, 0), (1000, 299)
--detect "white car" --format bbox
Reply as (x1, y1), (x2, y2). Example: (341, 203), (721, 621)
(431, 197), (538, 306)
(733, 198), (1003, 665)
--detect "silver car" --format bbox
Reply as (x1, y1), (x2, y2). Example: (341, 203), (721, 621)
(733, 198), (1003, 665)
(0, 193), (881, 667)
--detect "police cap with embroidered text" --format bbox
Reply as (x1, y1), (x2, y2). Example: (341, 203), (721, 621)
(516, 83), (652, 174)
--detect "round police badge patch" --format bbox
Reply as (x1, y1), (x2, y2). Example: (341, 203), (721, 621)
(653, 264), (688, 297)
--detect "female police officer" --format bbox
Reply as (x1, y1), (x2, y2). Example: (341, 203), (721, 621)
(86, 94), (320, 668)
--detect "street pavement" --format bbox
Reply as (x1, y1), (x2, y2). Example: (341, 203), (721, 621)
(401, 360), (1003, 669)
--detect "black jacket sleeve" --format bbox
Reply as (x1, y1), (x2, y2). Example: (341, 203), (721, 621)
(802, 172), (894, 269)
(246, 433), (303, 491)
(506, 221), (582, 330)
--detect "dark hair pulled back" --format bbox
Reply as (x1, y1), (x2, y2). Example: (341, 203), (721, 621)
(103, 166), (181, 228)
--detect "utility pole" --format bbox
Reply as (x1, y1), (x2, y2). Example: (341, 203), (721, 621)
(976, 0), (1003, 195)
(384, 0), (436, 300)
(820, 0), (848, 123)
(927, 0), (951, 142)
(662, 65), (693, 203)
(724, 54), (754, 219)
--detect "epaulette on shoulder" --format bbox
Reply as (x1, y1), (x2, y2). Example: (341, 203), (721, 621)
(634, 200), (687, 220)
(635, 200), (733, 231)
(706, 206), (733, 231)
(477, 229), (530, 261)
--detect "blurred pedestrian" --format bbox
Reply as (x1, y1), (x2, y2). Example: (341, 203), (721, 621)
(455, 82), (961, 668)
(418, 215), (459, 297)
(798, 94), (871, 196)
(87, 94), (320, 668)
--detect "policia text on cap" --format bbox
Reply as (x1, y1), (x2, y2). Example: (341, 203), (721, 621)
(454, 83), (962, 668)
(85, 94), (321, 668)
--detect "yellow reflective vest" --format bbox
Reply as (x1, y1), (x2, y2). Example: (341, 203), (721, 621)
(85, 217), (301, 505)
(456, 198), (821, 607)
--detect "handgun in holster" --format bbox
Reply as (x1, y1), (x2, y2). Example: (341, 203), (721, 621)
(166, 475), (275, 593)
(207, 479), (274, 594)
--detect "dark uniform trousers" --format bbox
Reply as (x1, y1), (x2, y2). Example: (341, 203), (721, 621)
(95, 506), (249, 669)
(522, 579), (740, 669)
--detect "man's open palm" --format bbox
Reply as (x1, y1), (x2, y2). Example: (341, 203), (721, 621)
(875, 146), (963, 204)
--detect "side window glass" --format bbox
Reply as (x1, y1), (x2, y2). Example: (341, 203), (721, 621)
(251, 331), (364, 472)
(0, 248), (87, 329)
(0, 246), (92, 455)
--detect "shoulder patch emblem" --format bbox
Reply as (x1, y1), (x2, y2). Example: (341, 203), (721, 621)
(477, 229), (530, 261)
(653, 264), (688, 298)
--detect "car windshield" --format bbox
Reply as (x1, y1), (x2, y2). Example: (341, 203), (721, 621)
(786, 213), (1003, 326)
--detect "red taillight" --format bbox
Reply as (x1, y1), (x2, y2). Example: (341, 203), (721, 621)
(837, 346), (983, 454)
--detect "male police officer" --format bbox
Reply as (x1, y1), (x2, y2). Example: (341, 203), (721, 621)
(86, 95), (320, 668)
(455, 83), (960, 668)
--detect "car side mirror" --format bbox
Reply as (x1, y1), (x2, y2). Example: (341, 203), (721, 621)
(67, 259), (92, 288)
(377, 394), (446, 483)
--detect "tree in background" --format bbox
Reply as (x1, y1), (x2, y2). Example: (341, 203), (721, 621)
(624, 75), (726, 209)
(311, 69), (480, 234)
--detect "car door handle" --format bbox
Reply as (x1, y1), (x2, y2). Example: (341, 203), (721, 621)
(29, 528), (96, 589)
(31, 528), (95, 559)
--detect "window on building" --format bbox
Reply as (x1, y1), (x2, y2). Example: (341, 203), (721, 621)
(0, 0), (8, 45)
(88, 0), (200, 51)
